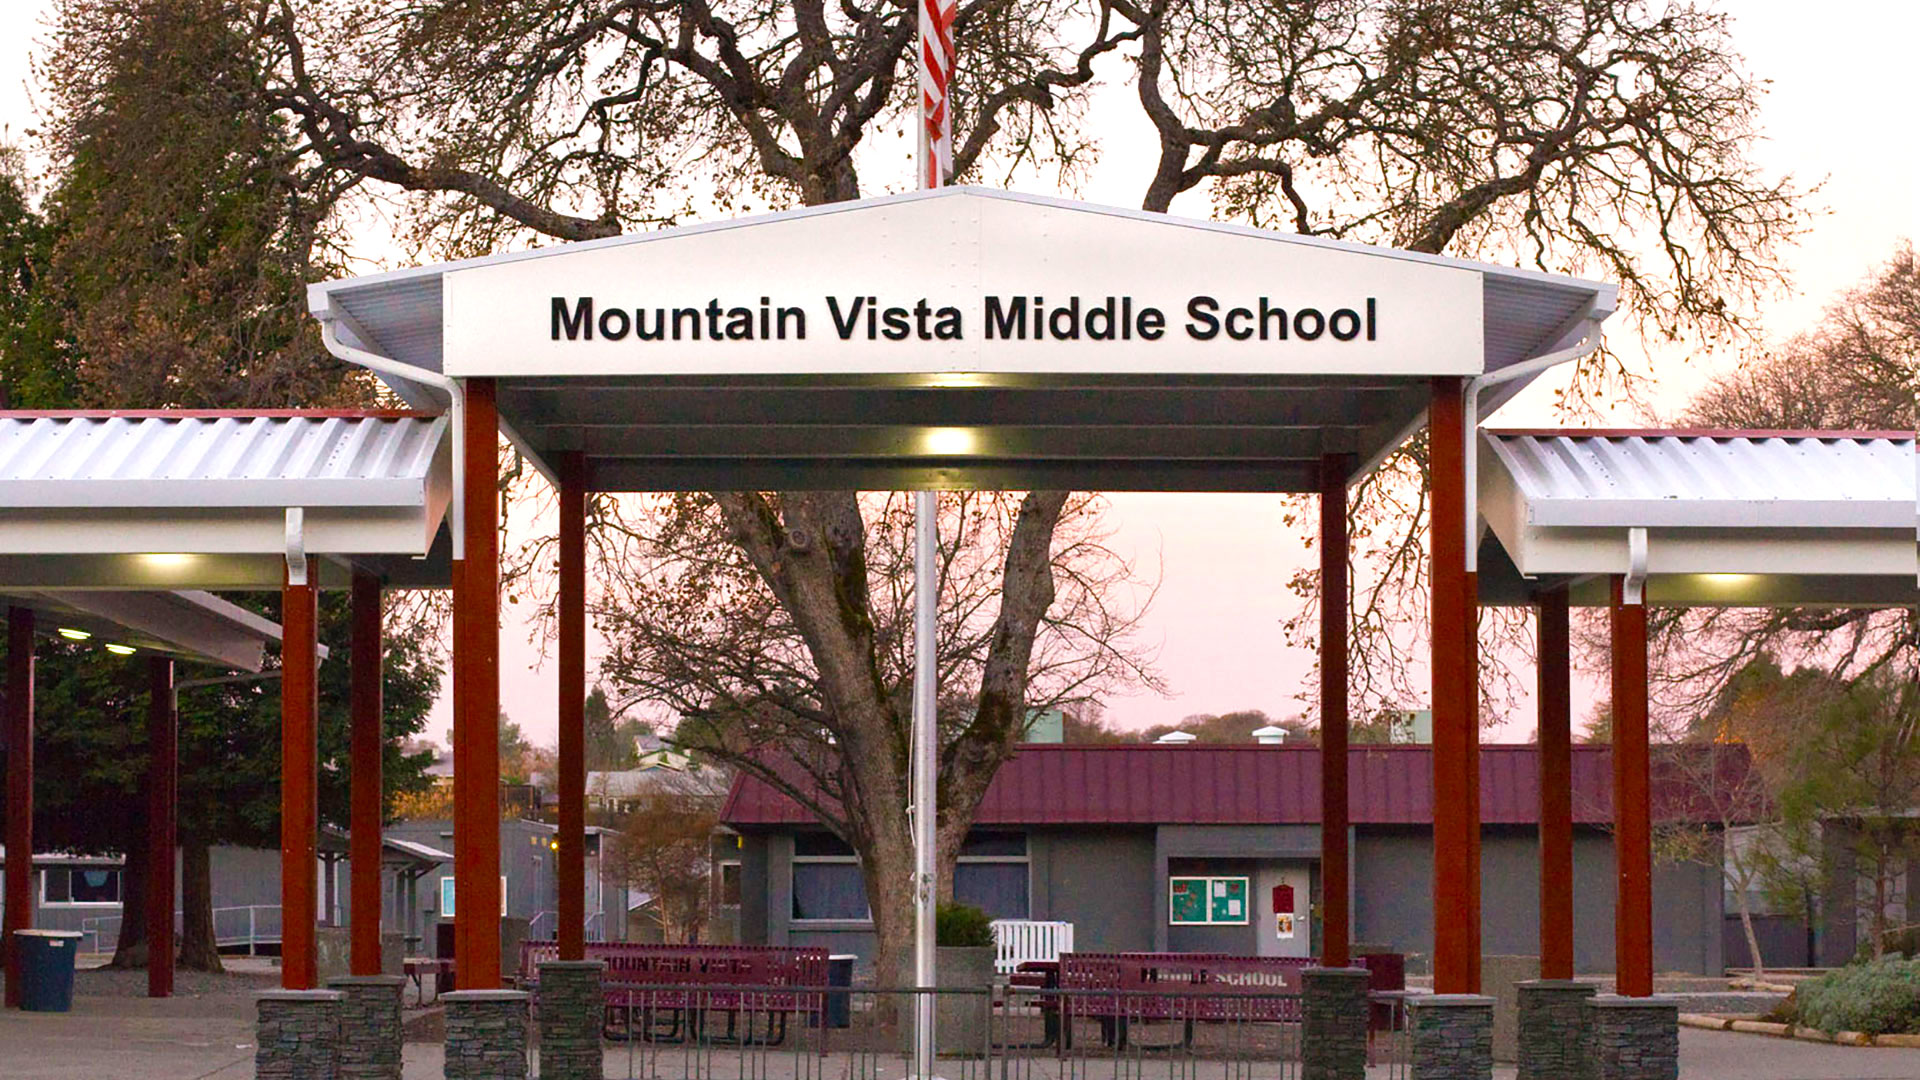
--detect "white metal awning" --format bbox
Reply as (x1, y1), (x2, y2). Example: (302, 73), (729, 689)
(0, 412), (453, 589)
(1477, 430), (1920, 607)
(307, 187), (1618, 493)
(0, 589), (328, 671)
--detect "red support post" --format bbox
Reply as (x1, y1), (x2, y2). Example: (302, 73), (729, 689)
(454, 377), (503, 988)
(1319, 454), (1352, 970)
(349, 570), (384, 976)
(281, 570), (320, 990)
(4, 607), (34, 1008)
(146, 656), (176, 998)
(557, 451), (588, 962)
(1429, 376), (1481, 994)
(1537, 586), (1575, 980)
(1610, 576), (1653, 997)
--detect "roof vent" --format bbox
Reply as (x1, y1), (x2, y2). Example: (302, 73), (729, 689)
(1251, 725), (1288, 745)
(1155, 731), (1198, 745)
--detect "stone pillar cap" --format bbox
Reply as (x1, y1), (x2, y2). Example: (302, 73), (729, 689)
(1517, 978), (1602, 989)
(1586, 993), (1681, 1007)
(536, 959), (608, 971)
(1408, 993), (1497, 1007)
(327, 974), (409, 986)
(1302, 965), (1373, 978)
(257, 989), (346, 1002)
(442, 989), (531, 1002)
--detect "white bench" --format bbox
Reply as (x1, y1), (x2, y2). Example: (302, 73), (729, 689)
(990, 919), (1074, 975)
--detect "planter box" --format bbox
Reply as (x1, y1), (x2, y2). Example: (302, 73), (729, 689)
(935, 946), (995, 1057)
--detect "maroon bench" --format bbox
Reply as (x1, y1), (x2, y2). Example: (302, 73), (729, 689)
(1047, 952), (1310, 1048)
(519, 942), (828, 1042)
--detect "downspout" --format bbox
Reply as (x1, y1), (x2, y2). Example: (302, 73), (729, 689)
(1463, 318), (1605, 573)
(317, 317), (467, 560)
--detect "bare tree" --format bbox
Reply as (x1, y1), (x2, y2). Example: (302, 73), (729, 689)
(261, 0), (1802, 983)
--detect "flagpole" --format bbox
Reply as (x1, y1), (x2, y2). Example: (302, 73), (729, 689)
(912, 2), (954, 1075)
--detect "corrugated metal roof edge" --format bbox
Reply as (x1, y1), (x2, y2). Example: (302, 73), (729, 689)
(0, 409), (439, 419)
(1487, 428), (1914, 442)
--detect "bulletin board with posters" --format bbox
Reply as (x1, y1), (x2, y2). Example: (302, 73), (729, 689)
(1168, 876), (1250, 925)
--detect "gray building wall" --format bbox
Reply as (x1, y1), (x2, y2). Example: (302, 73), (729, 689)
(1353, 826), (1723, 976)
(743, 821), (1726, 976)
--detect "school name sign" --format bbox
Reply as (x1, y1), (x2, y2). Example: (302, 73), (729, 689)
(440, 191), (1486, 376)
(549, 294), (1381, 346)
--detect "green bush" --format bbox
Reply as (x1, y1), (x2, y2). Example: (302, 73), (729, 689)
(1794, 956), (1920, 1035)
(935, 901), (995, 948)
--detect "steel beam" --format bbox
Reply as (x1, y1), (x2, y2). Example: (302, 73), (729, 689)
(556, 451), (587, 962)
(146, 656), (176, 998)
(1319, 455), (1352, 969)
(4, 607), (33, 1008)
(1537, 586), (1575, 980)
(280, 572), (319, 989)
(453, 377), (503, 988)
(349, 571), (384, 976)
(1429, 376), (1480, 994)
(1610, 576), (1653, 997)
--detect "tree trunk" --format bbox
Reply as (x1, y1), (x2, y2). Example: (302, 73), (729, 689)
(108, 841), (147, 968)
(1732, 876), (1766, 980)
(177, 839), (223, 972)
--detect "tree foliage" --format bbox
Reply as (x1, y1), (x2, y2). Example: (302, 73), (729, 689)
(606, 788), (721, 944)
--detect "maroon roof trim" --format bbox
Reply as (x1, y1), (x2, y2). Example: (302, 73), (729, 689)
(720, 743), (1756, 828)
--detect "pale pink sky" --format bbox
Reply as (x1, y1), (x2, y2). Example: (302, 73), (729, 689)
(2, 2), (1913, 747)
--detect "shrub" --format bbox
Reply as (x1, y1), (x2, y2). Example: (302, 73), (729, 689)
(1793, 956), (1920, 1035)
(935, 901), (995, 948)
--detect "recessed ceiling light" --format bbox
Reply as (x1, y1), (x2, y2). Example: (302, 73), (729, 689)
(57, 628), (92, 641)
(104, 644), (136, 655)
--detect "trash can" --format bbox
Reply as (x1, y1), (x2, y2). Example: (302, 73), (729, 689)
(825, 953), (855, 1029)
(13, 929), (83, 1012)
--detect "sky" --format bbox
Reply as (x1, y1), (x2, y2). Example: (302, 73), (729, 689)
(2, 2), (1914, 749)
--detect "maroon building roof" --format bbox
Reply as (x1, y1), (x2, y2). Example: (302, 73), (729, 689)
(720, 743), (1756, 828)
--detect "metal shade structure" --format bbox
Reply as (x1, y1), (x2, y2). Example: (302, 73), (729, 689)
(0, 589), (328, 671)
(1477, 429), (1920, 607)
(0, 411), (453, 589)
(308, 186), (1617, 494)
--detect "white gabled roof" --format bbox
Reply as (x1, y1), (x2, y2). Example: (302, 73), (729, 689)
(1477, 430), (1919, 607)
(0, 412), (452, 587)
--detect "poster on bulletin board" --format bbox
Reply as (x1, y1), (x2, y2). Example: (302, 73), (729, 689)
(1169, 876), (1250, 925)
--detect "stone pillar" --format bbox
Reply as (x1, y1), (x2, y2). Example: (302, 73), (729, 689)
(1407, 994), (1495, 1080)
(1302, 966), (1370, 1080)
(328, 974), (405, 1080)
(1517, 980), (1597, 1080)
(444, 989), (531, 1080)
(255, 989), (344, 1080)
(537, 960), (605, 1080)
(1584, 995), (1678, 1080)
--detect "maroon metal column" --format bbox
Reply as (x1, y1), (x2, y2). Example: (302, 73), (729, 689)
(4, 607), (33, 1008)
(1537, 586), (1574, 980)
(1429, 376), (1481, 994)
(556, 451), (588, 962)
(146, 656), (176, 998)
(454, 378), (503, 988)
(349, 570), (384, 976)
(1610, 576), (1653, 997)
(281, 570), (320, 990)
(1319, 454), (1352, 969)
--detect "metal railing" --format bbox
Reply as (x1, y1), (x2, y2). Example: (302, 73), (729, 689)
(527, 910), (609, 944)
(78, 904), (282, 955)
(580, 983), (1321, 1080)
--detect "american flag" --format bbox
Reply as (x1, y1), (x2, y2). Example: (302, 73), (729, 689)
(919, 0), (957, 188)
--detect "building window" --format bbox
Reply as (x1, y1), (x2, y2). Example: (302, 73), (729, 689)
(955, 831), (1029, 920)
(439, 876), (508, 918)
(792, 832), (869, 921)
(42, 867), (121, 906)
(718, 862), (742, 907)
